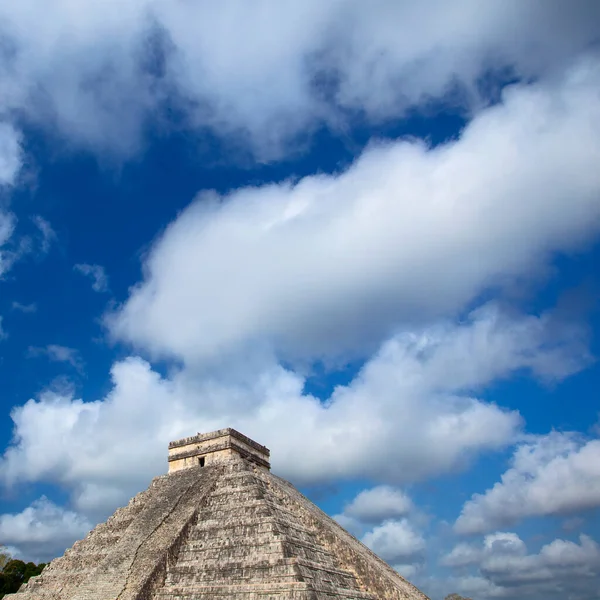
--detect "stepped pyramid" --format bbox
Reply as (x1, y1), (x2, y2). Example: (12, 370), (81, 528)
(9, 428), (430, 599)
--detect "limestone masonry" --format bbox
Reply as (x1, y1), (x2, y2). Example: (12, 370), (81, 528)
(7, 428), (430, 599)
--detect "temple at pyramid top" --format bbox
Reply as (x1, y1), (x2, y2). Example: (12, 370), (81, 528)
(8, 428), (430, 600)
(168, 428), (270, 472)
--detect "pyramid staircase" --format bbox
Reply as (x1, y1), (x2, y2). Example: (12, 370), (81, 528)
(156, 459), (376, 599)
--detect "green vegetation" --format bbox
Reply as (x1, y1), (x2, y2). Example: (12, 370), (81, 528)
(0, 552), (46, 598)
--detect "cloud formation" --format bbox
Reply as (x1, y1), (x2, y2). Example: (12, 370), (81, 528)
(342, 486), (413, 524)
(0, 5), (598, 585)
(2, 301), (589, 541)
(333, 485), (425, 579)
(0, 497), (91, 563)
(109, 57), (600, 366)
(455, 432), (600, 534)
(0, 1), (598, 158)
(442, 532), (600, 600)
(363, 519), (426, 566)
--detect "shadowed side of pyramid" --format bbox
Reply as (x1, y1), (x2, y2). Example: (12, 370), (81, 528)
(9, 465), (224, 600)
(7, 429), (430, 600)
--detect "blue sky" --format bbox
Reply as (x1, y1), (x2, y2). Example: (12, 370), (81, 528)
(1, 2), (600, 599)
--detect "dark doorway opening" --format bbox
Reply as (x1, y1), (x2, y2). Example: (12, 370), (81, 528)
(198, 456), (205, 467)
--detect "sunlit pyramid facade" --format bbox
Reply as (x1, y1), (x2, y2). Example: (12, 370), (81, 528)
(9, 428), (430, 599)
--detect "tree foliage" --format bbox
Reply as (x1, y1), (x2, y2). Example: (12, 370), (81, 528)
(0, 557), (46, 598)
(0, 554), (9, 573)
(445, 595), (473, 600)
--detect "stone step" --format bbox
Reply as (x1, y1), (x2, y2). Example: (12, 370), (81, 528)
(181, 532), (330, 553)
(181, 533), (284, 550)
(176, 541), (285, 562)
(165, 557), (362, 589)
(154, 580), (375, 599)
(176, 541), (337, 569)
(199, 505), (272, 520)
(201, 494), (289, 509)
(190, 516), (317, 539)
(154, 580), (313, 599)
(165, 559), (300, 584)
(210, 484), (264, 496)
(207, 489), (265, 503)
(188, 517), (278, 536)
(295, 565), (361, 591)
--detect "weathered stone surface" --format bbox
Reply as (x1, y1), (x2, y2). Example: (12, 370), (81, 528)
(169, 428), (271, 473)
(6, 430), (429, 600)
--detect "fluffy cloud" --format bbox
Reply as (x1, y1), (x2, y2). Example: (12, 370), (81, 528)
(455, 432), (600, 534)
(363, 519), (426, 565)
(74, 263), (109, 293)
(442, 532), (526, 567)
(2, 301), (590, 530)
(334, 486), (425, 577)
(342, 486), (413, 524)
(442, 532), (600, 600)
(0, 2), (598, 158)
(0, 497), (92, 563)
(109, 57), (600, 365)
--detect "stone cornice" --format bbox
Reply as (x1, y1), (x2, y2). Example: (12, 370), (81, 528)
(169, 427), (270, 457)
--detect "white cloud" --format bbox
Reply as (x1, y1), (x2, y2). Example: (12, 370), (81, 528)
(27, 345), (84, 373)
(0, 497), (92, 563)
(394, 563), (420, 580)
(109, 57), (600, 365)
(0, 316), (7, 341)
(334, 485), (416, 537)
(2, 301), (590, 527)
(455, 432), (600, 534)
(363, 519), (426, 565)
(343, 486), (413, 523)
(442, 533), (600, 600)
(334, 485), (425, 576)
(442, 532), (526, 567)
(0, 2), (598, 158)
(441, 542), (483, 568)
(74, 263), (109, 293)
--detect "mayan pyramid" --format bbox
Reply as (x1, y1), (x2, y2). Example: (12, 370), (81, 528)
(8, 428), (430, 599)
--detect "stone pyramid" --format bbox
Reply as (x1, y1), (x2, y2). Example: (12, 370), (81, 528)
(8, 428), (430, 600)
